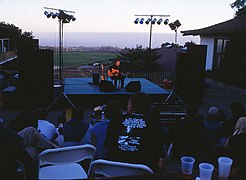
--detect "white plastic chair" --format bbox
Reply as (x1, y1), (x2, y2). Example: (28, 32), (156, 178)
(88, 159), (153, 178)
(38, 144), (96, 179)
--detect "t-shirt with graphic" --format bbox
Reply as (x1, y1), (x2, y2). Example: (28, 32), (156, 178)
(105, 113), (164, 171)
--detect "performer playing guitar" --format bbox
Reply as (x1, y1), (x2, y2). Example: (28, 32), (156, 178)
(107, 60), (125, 88)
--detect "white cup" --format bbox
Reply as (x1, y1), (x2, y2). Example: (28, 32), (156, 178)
(181, 156), (195, 178)
(199, 163), (214, 180)
(218, 157), (233, 179)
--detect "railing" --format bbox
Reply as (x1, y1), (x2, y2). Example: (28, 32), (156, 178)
(0, 50), (18, 63)
(58, 68), (174, 86)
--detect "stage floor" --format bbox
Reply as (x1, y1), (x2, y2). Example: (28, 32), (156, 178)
(64, 78), (170, 107)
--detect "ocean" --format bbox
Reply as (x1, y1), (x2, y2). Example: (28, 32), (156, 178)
(34, 32), (199, 49)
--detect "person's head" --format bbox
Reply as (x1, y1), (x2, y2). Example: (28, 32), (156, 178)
(206, 106), (220, 122)
(9, 111), (37, 132)
(186, 102), (198, 117)
(127, 92), (152, 114)
(104, 100), (122, 120)
(115, 60), (120, 67)
(233, 117), (246, 135)
(35, 107), (48, 120)
(57, 116), (67, 125)
(230, 102), (245, 118)
(72, 106), (84, 120)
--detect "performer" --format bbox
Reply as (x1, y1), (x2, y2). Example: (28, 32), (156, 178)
(108, 60), (125, 88)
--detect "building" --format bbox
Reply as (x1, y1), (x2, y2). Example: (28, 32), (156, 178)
(181, 12), (246, 88)
(182, 13), (246, 70)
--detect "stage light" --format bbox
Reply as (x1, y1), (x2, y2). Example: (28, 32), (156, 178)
(50, 12), (58, 19)
(164, 19), (169, 25)
(145, 18), (151, 24)
(151, 18), (157, 24)
(157, 18), (163, 25)
(174, 20), (181, 28)
(139, 18), (144, 24)
(71, 15), (76, 21)
(134, 14), (170, 49)
(169, 19), (181, 30)
(44, 11), (51, 18)
(58, 10), (74, 23)
(169, 23), (176, 30)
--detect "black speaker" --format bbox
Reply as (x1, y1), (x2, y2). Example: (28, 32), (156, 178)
(125, 81), (141, 92)
(175, 44), (207, 104)
(18, 49), (54, 108)
(99, 80), (115, 92)
(92, 72), (100, 85)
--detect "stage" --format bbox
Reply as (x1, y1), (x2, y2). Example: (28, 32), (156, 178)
(64, 78), (170, 108)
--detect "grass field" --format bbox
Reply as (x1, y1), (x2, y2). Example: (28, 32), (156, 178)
(54, 51), (119, 67)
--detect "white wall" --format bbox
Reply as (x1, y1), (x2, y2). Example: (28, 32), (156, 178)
(200, 36), (214, 70)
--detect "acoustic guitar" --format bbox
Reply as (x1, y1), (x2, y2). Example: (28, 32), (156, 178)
(108, 68), (121, 77)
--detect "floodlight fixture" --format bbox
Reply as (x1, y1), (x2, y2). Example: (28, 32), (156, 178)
(50, 12), (57, 19)
(44, 11), (51, 18)
(71, 15), (76, 21)
(139, 18), (144, 24)
(145, 18), (151, 24)
(134, 14), (170, 49)
(169, 23), (176, 30)
(44, 7), (76, 23)
(169, 19), (181, 30)
(151, 18), (157, 24)
(164, 19), (169, 25)
(157, 18), (163, 25)
(174, 20), (181, 28)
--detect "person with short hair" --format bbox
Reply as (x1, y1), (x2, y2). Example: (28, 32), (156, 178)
(93, 101), (123, 159)
(105, 92), (165, 172)
(61, 106), (93, 147)
(173, 102), (206, 161)
(107, 60), (125, 88)
(35, 107), (56, 141)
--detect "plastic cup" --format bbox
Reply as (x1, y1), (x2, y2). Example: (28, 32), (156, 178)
(181, 156), (195, 179)
(218, 157), (233, 179)
(199, 163), (214, 180)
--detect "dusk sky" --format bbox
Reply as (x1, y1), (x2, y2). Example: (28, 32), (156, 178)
(0, 0), (236, 47)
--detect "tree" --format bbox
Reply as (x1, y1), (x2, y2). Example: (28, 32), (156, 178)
(118, 46), (161, 72)
(231, 0), (246, 16)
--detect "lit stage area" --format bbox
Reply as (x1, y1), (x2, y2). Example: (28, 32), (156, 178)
(64, 78), (170, 108)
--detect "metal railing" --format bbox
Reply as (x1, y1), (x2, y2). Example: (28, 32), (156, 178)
(57, 68), (174, 86)
(0, 50), (18, 63)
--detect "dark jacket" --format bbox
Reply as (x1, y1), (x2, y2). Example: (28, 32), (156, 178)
(63, 118), (89, 142)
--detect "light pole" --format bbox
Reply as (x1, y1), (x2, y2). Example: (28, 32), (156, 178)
(165, 19), (186, 107)
(134, 14), (170, 49)
(44, 7), (76, 109)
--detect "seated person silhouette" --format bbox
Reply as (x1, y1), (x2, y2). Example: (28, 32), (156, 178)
(107, 60), (125, 88)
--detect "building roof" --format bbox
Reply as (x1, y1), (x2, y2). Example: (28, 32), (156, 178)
(181, 14), (246, 37)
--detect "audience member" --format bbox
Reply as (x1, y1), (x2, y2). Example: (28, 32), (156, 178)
(35, 107), (56, 141)
(225, 117), (246, 179)
(61, 106), (93, 147)
(105, 92), (165, 172)
(173, 102), (206, 161)
(18, 127), (58, 159)
(0, 124), (37, 179)
(93, 101), (123, 159)
(204, 107), (222, 147)
(8, 110), (37, 133)
(217, 102), (245, 140)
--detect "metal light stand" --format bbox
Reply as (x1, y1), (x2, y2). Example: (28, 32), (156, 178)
(164, 26), (186, 108)
(45, 8), (76, 110)
(134, 14), (170, 49)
